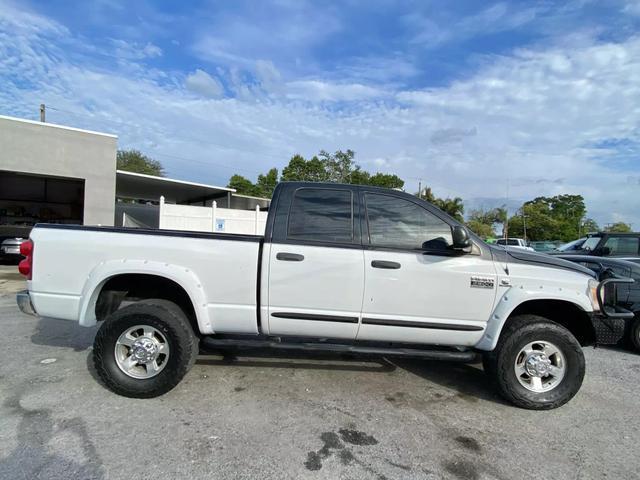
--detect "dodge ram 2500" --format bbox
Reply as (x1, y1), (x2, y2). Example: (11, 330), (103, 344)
(16, 182), (633, 409)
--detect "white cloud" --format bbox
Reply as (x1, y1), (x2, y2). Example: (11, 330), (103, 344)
(185, 69), (224, 98)
(285, 80), (385, 102)
(109, 39), (163, 60)
(406, 2), (541, 48)
(624, 0), (640, 16)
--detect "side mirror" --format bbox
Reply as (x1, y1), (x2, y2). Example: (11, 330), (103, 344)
(452, 225), (472, 250)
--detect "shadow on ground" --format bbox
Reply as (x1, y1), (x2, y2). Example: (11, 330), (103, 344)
(30, 317), (98, 352)
(197, 348), (506, 405)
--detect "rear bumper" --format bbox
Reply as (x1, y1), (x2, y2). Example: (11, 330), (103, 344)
(16, 290), (37, 317)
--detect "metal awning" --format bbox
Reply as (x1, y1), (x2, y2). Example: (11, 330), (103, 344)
(116, 170), (235, 204)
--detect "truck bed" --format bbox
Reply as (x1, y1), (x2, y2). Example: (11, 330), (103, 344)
(29, 224), (263, 334)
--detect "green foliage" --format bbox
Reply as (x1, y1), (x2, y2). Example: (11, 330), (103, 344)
(227, 174), (259, 196)
(604, 222), (632, 233)
(582, 218), (600, 234)
(228, 169), (279, 198)
(466, 219), (495, 238)
(419, 187), (464, 222)
(367, 172), (405, 189)
(507, 194), (587, 242)
(319, 149), (356, 183)
(228, 149), (405, 198)
(117, 149), (165, 177)
(281, 155), (328, 182)
(465, 207), (508, 238)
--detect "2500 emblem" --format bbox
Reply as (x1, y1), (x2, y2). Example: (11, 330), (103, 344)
(470, 276), (495, 289)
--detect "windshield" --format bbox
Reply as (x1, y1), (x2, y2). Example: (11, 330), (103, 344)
(581, 236), (601, 251)
(557, 238), (586, 251)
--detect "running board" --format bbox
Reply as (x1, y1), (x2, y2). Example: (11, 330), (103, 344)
(201, 337), (478, 362)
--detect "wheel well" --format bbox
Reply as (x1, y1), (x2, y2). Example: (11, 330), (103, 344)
(96, 274), (197, 331)
(508, 299), (596, 346)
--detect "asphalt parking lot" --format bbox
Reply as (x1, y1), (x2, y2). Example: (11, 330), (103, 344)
(0, 265), (639, 480)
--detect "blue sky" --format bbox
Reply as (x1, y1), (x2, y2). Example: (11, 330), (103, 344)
(1, 0), (639, 228)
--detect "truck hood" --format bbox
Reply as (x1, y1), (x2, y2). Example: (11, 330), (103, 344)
(489, 245), (596, 278)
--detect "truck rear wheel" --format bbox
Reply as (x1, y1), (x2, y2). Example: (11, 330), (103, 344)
(93, 299), (198, 398)
(483, 315), (585, 410)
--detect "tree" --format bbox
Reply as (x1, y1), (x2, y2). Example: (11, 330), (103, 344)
(419, 187), (464, 222)
(228, 149), (405, 198)
(604, 222), (632, 233)
(367, 173), (404, 189)
(581, 218), (599, 234)
(508, 194), (588, 242)
(508, 201), (558, 241)
(227, 174), (260, 197)
(319, 149), (356, 183)
(466, 219), (495, 238)
(465, 208), (507, 238)
(255, 168), (279, 198)
(117, 149), (165, 177)
(281, 155), (328, 182)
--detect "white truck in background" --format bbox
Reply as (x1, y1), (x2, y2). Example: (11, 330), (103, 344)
(496, 237), (535, 251)
(16, 182), (633, 409)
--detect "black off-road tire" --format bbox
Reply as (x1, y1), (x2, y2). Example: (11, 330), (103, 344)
(483, 314), (585, 410)
(630, 316), (640, 353)
(93, 299), (199, 398)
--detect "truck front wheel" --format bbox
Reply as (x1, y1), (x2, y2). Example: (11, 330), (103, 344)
(483, 315), (585, 410)
(93, 299), (198, 398)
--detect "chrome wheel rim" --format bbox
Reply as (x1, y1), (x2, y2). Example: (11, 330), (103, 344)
(514, 340), (566, 393)
(114, 325), (170, 379)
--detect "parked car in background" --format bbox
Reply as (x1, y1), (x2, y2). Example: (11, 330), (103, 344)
(0, 237), (24, 263)
(551, 232), (640, 259)
(555, 238), (586, 252)
(557, 255), (640, 352)
(530, 241), (560, 252)
(495, 238), (535, 251)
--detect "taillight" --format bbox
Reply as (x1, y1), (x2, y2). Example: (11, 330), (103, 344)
(18, 240), (33, 280)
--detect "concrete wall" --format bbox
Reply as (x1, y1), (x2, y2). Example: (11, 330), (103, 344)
(0, 115), (117, 226)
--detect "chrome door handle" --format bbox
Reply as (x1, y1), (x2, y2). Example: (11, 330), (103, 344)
(276, 252), (305, 262)
(371, 260), (401, 269)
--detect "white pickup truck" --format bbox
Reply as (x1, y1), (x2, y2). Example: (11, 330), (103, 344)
(16, 182), (632, 409)
(495, 238), (535, 251)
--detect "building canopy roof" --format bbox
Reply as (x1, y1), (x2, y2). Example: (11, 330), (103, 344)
(116, 170), (235, 204)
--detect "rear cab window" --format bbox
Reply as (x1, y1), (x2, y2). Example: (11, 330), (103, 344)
(287, 188), (354, 243)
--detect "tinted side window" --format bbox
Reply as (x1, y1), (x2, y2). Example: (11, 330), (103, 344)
(365, 193), (452, 250)
(603, 237), (640, 256)
(287, 188), (353, 243)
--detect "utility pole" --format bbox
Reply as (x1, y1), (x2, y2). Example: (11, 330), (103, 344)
(40, 104), (45, 122)
(417, 179), (422, 199)
(522, 207), (527, 241)
(504, 179), (510, 239)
